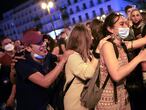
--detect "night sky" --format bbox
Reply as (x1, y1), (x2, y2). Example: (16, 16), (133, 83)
(0, 0), (29, 19)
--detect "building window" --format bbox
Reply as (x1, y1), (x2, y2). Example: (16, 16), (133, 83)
(90, 0), (94, 7)
(70, 8), (74, 14)
(76, 6), (80, 12)
(105, 0), (110, 2)
(13, 31), (16, 34)
(97, 0), (102, 4)
(74, 0), (78, 3)
(72, 18), (76, 24)
(100, 8), (104, 15)
(7, 24), (10, 29)
(83, 3), (87, 10)
(79, 15), (82, 22)
(68, 0), (71, 5)
(92, 10), (96, 17)
(107, 5), (113, 13)
(85, 13), (89, 20)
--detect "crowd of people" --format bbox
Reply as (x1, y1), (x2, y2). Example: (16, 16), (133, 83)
(0, 5), (146, 110)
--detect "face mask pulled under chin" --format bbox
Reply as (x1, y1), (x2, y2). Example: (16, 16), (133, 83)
(118, 28), (130, 39)
(33, 53), (46, 60)
(4, 43), (14, 51)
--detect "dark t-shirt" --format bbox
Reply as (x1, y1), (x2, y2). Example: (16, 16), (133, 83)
(15, 53), (57, 110)
(142, 24), (146, 37)
(0, 65), (12, 103)
(132, 23), (146, 37)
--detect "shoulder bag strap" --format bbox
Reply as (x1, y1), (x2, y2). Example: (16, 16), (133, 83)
(64, 76), (75, 95)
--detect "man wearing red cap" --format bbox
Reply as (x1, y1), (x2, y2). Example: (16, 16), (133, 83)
(15, 30), (73, 110)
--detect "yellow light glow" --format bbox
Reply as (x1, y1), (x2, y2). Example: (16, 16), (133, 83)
(41, 2), (47, 9)
(96, 16), (100, 20)
(102, 14), (106, 18)
(48, 1), (54, 8)
(140, 10), (143, 13)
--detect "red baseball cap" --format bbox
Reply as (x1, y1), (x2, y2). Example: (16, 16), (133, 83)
(22, 30), (43, 46)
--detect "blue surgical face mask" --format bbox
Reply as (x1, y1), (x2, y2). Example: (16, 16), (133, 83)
(118, 28), (130, 39)
(33, 53), (45, 60)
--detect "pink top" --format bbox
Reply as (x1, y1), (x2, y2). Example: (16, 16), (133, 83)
(96, 44), (130, 110)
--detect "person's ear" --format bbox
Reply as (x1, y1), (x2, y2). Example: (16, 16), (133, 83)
(107, 26), (114, 34)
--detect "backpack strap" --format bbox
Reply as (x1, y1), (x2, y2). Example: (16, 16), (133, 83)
(101, 74), (110, 89)
(121, 43), (130, 61)
(108, 40), (120, 104)
(108, 39), (119, 58)
(108, 41), (131, 104)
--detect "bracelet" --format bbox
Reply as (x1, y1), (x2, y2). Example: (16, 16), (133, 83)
(92, 51), (100, 59)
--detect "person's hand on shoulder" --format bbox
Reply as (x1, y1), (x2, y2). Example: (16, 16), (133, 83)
(60, 50), (74, 63)
(96, 35), (111, 53)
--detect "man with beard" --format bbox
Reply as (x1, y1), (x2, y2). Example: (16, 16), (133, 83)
(126, 8), (146, 110)
(131, 9), (146, 38)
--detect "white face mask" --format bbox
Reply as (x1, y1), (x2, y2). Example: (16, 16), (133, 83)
(4, 44), (14, 51)
(118, 28), (129, 39)
(33, 53), (45, 60)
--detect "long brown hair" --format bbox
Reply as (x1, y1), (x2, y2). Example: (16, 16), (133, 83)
(102, 12), (122, 37)
(90, 19), (103, 51)
(66, 24), (92, 62)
